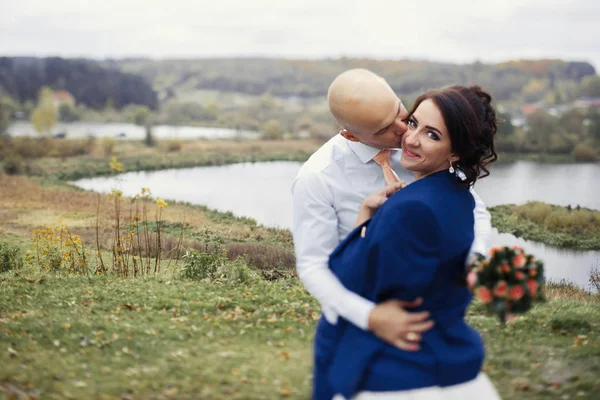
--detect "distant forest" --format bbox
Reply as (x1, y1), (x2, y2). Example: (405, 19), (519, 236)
(1, 56), (598, 116)
(0, 57), (158, 110)
(117, 58), (596, 105)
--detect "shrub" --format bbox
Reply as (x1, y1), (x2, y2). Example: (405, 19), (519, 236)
(3, 154), (25, 175)
(26, 226), (88, 274)
(180, 248), (224, 281)
(12, 137), (52, 158)
(101, 137), (116, 156)
(226, 243), (295, 271)
(167, 139), (182, 152)
(0, 242), (24, 272)
(180, 247), (256, 283)
(572, 144), (598, 162)
(590, 264), (600, 293)
(55, 138), (95, 158)
(514, 201), (552, 224)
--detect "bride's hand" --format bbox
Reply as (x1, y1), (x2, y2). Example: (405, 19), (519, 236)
(355, 181), (407, 226)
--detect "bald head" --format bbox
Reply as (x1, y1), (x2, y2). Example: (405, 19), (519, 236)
(328, 69), (400, 134)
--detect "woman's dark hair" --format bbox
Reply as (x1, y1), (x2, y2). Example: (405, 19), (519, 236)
(407, 85), (497, 186)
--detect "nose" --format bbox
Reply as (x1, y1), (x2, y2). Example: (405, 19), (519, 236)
(403, 127), (419, 147)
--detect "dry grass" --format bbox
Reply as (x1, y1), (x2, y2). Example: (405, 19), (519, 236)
(0, 137), (96, 159)
(546, 281), (599, 302)
(0, 174), (294, 273)
(513, 201), (600, 233)
(2, 136), (322, 161)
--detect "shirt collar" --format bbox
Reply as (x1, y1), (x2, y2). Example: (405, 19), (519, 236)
(346, 139), (400, 164)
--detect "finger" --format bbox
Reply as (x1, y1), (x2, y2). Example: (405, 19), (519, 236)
(395, 339), (420, 352)
(404, 332), (422, 342)
(407, 320), (435, 333)
(398, 297), (423, 308)
(405, 310), (431, 323)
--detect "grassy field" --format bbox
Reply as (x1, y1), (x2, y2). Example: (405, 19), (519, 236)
(1, 143), (600, 399)
(490, 202), (600, 250)
(1, 270), (599, 399)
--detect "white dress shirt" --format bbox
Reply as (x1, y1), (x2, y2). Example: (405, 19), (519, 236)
(291, 134), (492, 331)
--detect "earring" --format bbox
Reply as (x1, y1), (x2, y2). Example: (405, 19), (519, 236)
(449, 163), (455, 174)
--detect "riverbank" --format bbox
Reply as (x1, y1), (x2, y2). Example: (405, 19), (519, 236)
(1, 136), (598, 181)
(7, 139), (320, 181)
(490, 202), (600, 250)
(0, 174), (296, 274)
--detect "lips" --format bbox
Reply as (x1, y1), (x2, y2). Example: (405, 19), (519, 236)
(403, 147), (420, 159)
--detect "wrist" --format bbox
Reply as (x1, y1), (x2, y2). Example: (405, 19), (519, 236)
(367, 306), (380, 331)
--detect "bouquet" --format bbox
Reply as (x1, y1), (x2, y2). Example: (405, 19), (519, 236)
(467, 245), (545, 324)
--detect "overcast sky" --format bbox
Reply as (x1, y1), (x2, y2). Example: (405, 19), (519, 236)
(1, 0), (599, 69)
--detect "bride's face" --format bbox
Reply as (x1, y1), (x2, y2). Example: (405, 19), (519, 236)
(400, 99), (458, 179)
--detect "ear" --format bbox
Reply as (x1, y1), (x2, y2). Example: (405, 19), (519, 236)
(449, 154), (460, 164)
(340, 130), (361, 142)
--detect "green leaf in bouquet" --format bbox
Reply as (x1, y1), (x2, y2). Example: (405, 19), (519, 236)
(511, 293), (532, 314)
(493, 298), (507, 324)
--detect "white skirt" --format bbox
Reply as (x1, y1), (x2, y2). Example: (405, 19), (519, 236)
(333, 373), (501, 400)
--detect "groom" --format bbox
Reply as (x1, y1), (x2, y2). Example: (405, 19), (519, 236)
(291, 69), (492, 349)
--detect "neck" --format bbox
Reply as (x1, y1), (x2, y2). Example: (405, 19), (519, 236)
(412, 166), (448, 181)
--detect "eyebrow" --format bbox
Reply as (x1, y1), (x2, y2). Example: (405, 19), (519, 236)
(410, 115), (444, 136)
(374, 103), (402, 135)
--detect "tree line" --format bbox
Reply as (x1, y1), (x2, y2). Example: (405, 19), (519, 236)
(0, 57), (158, 110)
(117, 58), (597, 105)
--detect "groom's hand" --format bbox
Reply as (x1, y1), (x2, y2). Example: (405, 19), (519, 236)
(355, 182), (407, 226)
(367, 298), (434, 351)
(362, 181), (407, 212)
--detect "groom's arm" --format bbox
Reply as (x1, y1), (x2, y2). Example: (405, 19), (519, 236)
(469, 188), (492, 257)
(291, 171), (375, 329)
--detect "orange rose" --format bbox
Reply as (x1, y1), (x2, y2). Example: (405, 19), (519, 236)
(515, 271), (524, 281)
(501, 263), (511, 273)
(529, 267), (537, 277)
(509, 285), (524, 301)
(513, 253), (526, 268)
(489, 246), (504, 257)
(527, 280), (538, 296)
(493, 281), (508, 298)
(476, 287), (493, 304)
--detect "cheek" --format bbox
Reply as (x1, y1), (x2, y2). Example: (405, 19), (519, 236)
(423, 141), (451, 162)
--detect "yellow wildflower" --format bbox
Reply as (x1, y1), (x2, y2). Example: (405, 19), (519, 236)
(155, 199), (168, 209)
(109, 157), (124, 173)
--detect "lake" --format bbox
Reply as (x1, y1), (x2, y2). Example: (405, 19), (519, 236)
(8, 121), (259, 140)
(72, 161), (600, 291)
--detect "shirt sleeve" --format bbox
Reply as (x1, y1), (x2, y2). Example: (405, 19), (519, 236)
(469, 187), (492, 257)
(291, 171), (375, 330)
(365, 200), (442, 302)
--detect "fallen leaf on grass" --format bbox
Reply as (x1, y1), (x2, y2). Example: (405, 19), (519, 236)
(122, 304), (141, 311)
(7, 347), (18, 358)
(573, 335), (588, 347)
